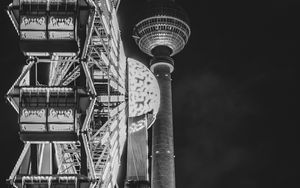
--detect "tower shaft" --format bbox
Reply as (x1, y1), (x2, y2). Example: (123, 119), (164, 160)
(152, 65), (175, 188)
(133, 0), (190, 186)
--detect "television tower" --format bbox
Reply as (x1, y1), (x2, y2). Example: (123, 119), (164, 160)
(133, 0), (191, 188)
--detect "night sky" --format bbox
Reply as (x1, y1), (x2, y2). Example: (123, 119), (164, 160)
(0, 0), (298, 187)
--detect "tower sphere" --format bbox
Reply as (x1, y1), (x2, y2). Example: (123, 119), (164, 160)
(133, 1), (191, 57)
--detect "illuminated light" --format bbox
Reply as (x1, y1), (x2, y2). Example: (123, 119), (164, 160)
(20, 108), (46, 123)
(20, 16), (46, 30)
(101, 14), (110, 34)
(48, 124), (74, 132)
(119, 129), (127, 143)
(119, 109), (126, 118)
(120, 80), (126, 89)
(119, 124), (126, 134)
(97, 95), (125, 102)
(112, 162), (120, 185)
(118, 112), (126, 121)
(111, 152), (119, 173)
(52, 141), (77, 144)
(20, 65), (30, 86)
(20, 124), (46, 132)
(110, 65), (118, 78)
(21, 31), (46, 40)
(109, 80), (118, 90)
(119, 118), (127, 130)
(110, 131), (118, 146)
(102, 162), (110, 180)
(119, 144), (126, 156)
(119, 129), (126, 140)
(21, 87), (47, 93)
(48, 31), (74, 40)
(48, 17), (74, 30)
(91, 37), (102, 45)
(133, 14), (191, 56)
(110, 119), (118, 132)
(105, 0), (112, 12)
(119, 135), (126, 152)
(22, 109), (45, 118)
(48, 108), (74, 123)
(119, 128), (126, 140)
(48, 0), (77, 4)
(110, 108), (118, 117)
(119, 68), (125, 79)
(119, 119), (126, 131)
(93, 69), (107, 79)
(7, 4), (19, 34)
(110, 26), (119, 49)
(118, 87), (125, 95)
(111, 9), (120, 40)
(119, 42), (126, 69)
(52, 52), (77, 56)
(101, 131), (109, 145)
(146, 145), (149, 180)
(128, 58), (160, 117)
(101, 51), (110, 66)
(25, 52), (50, 56)
(110, 141), (118, 159)
(110, 44), (118, 65)
(102, 108), (109, 113)
(111, 28), (119, 46)
(150, 61), (174, 73)
(21, 87), (73, 93)
(119, 138), (126, 156)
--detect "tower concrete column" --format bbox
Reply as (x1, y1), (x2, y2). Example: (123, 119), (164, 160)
(151, 63), (175, 188)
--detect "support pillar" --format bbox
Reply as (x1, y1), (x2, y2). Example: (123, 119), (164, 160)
(151, 58), (175, 188)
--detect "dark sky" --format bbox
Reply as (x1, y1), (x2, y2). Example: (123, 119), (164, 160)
(0, 0), (299, 188)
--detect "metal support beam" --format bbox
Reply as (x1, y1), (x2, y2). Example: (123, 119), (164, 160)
(82, 10), (96, 59)
(82, 134), (96, 180)
(31, 144), (38, 175)
(82, 98), (97, 131)
(7, 59), (35, 96)
(82, 60), (97, 96)
(9, 143), (31, 182)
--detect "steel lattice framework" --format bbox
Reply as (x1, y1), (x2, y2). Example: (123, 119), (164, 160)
(6, 0), (129, 188)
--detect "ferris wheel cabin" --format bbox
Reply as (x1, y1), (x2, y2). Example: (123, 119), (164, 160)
(7, 0), (91, 56)
(17, 87), (89, 141)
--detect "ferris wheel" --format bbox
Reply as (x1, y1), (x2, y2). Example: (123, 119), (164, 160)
(6, 1), (160, 188)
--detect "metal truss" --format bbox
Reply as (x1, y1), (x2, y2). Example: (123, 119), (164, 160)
(7, 0), (128, 188)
